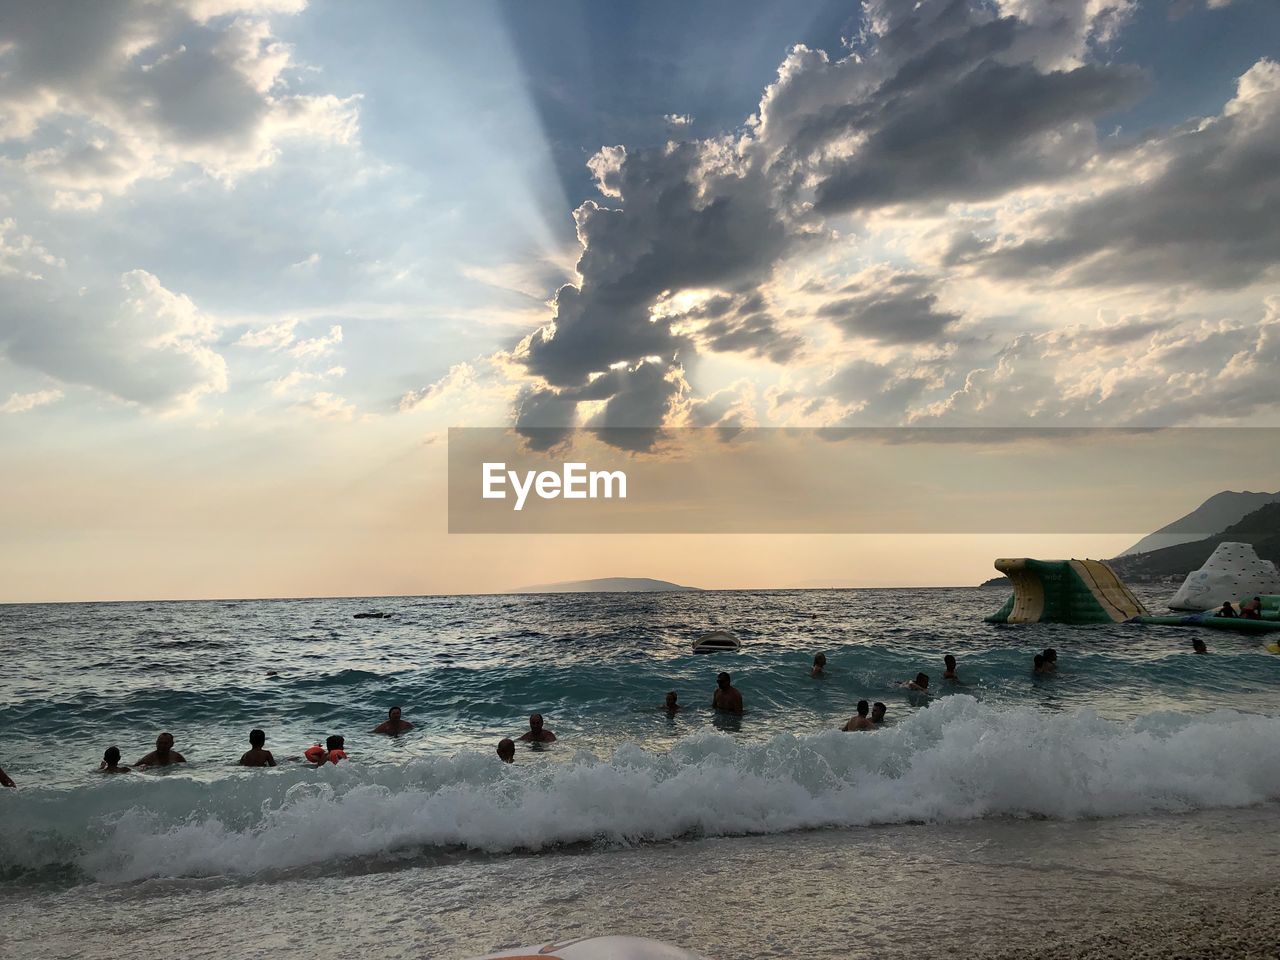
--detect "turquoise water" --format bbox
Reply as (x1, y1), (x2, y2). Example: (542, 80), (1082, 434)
(2, 586), (1280, 889)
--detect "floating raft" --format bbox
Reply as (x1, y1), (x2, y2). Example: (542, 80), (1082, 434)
(986, 558), (1148, 624)
(1137, 614), (1280, 634)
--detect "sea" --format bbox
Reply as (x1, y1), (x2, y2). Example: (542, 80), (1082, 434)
(3, 586), (1280, 960)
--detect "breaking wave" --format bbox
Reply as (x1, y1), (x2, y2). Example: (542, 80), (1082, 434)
(3, 696), (1279, 885)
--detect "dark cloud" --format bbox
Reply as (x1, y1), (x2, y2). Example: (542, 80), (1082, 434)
(516, 139), (792, 448)
(819, 272), (961, 344)
(515, 360), (684, 451)
(811, 60), (1145, 213)
(973, 60), (1280, 290)
(674, 290), (803, 363)
(584, 361), (683, 452)
(524, 142), (789, 389)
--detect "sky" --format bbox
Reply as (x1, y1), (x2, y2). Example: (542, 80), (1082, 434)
(1, 0), (1278, 601)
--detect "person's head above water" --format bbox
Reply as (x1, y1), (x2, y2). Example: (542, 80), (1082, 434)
(1043, 648), (1057, 662)
(915, 673), (929, 688)
(388, 706), (402, 721)
(1192, 637), (1207, 653)
(325, 734), (344, 751)
(717, 672), (732, 689)
(871, 702), (886, 722)
(496, 738), (515, 763)
(103, 746), (121, 766)
(529, 713), (545, 732)
(1034, 654), (1045, 669)
(814, 654), (826, 667)
(154, 732), (174, 754)
(944, 655), (956, 669)
(665, 691), (678, 708)
(249, 729), (265, 748)
(856, 699), (869, 717)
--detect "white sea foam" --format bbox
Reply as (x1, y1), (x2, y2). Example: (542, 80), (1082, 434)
(3, 697), (1279, 884)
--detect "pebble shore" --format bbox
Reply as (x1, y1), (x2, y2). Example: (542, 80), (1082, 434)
(979, 886), (1278, 960)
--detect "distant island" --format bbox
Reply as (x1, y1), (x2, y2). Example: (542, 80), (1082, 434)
(511, 577), (701, 594)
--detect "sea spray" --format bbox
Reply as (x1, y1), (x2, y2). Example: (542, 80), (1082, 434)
(3, 697), (1280, 885)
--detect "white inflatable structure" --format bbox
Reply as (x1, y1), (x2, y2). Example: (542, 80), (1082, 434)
(468, 935), (710, 960)
(1168, 541), (1280, 611)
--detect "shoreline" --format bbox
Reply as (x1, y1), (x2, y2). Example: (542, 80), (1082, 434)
(979, 885), (1278, 960)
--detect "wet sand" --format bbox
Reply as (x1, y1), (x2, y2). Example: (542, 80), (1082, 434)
(980, 885), (1278, 960)
(6, 803), (1279, 960)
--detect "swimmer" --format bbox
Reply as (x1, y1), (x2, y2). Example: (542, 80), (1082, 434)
(841, 700), (875, 732)
(238, 729), (276, 767)
(811, 653), (827, 678)
(1192, 637), (1208, 654)
(900, 673), (929, 692)
(1042, 648), (1058, 671)
(305, 735), (347, 765)
(661, 691), (682, 713)
(1217, 601), (1238, 619)
(712, 672), (744, 713)
(0, 765), (13, 788)
(99, 746), (130, 774)
(496, 738), (515, 763)
(943, 654), (958, 681)
(1033, 654), (1051, 675)
(134, 732), (186, 769)
(372, 705), (414, 735)
(1241, 596), (1263, 620)
(518, 713), (557, 743)
(870, 702), (887, 724)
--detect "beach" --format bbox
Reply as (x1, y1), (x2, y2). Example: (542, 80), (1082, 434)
(3, 587), (1280, 959)
(4, 804), (1278, 960)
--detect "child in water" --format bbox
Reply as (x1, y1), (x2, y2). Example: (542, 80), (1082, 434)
(238, 729), (276, 767)
(99, 746), (130, 774)
(304, 735), (347, 766)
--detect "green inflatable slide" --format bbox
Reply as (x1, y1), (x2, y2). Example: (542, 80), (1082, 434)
(985, 558), (1149, 624)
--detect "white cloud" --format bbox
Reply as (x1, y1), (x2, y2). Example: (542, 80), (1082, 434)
(268, 364), (344, 397)
(1, 388), (64, 414)
(0, 1), (359, 204)
(0, 264), (228, 413)
(292, 390), (356, 421)
(0, 218), (64, 279)
(235, 316), (299, 349)
(289, 323), (342, 358)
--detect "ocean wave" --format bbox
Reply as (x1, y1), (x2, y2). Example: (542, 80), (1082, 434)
(2, 696), (1278, 885)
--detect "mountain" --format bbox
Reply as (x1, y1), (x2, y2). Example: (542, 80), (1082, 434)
(1109, 501), (1280, 581)
(1118, 490), (1280, 556)
(511, 577), (701, 594)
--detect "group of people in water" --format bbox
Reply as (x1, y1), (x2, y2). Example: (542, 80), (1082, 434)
(0, 634), (1217, 786)
(1216, 597), (1266, 619)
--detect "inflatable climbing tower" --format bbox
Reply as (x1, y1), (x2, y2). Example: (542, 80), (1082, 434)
(986, 558), (1148, 624)
(1167, 541), (1280, 611)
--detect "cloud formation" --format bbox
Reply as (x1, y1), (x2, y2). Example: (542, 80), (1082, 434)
(818, 271), (962, 345)
(493, 0), (1168, 446)
(969, 59), (1280, 290)
(0, 0), (358, 204)
(0, 266), (228, 412)
(1, 388), (64, 414)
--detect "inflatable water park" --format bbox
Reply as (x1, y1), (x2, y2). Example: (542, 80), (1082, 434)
(985, 542), (1280, 638)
